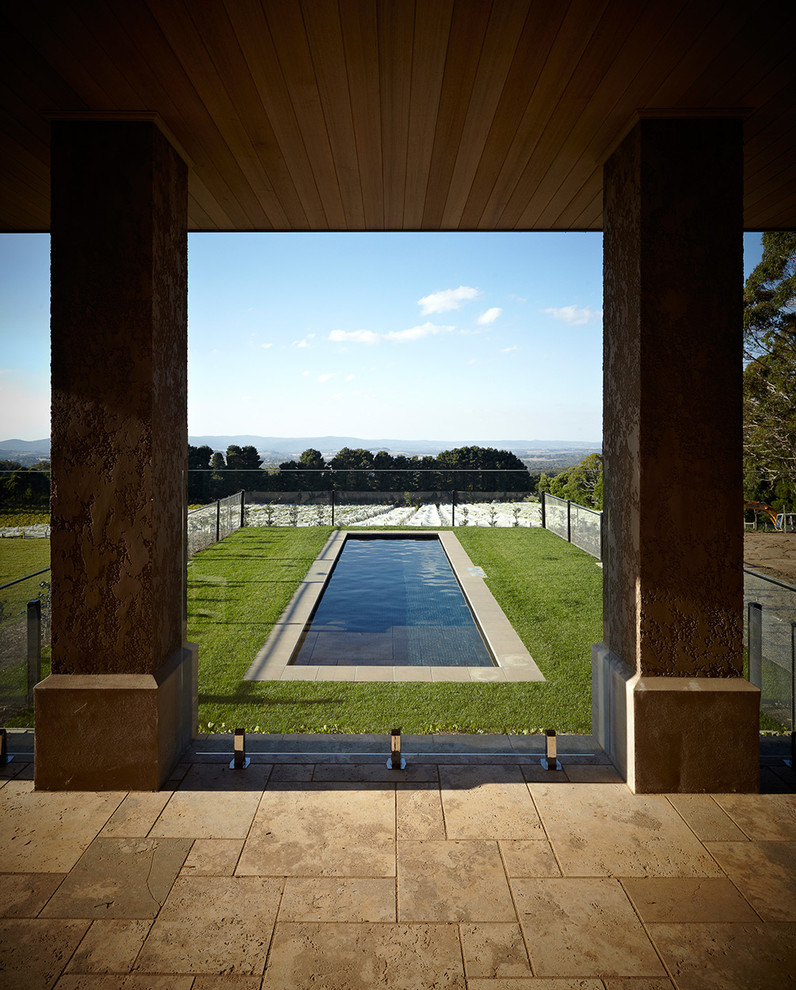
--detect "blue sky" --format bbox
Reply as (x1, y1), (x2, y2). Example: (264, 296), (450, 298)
(0, 231), (765, 442)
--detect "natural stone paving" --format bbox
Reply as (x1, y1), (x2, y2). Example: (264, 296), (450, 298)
(0, 740), (794, 988)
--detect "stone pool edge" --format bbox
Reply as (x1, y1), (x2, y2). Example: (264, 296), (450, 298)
(243, 530), (545, 684)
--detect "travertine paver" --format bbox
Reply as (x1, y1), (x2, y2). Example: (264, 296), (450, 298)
(192, 977), (263, 989)
(1, 873), (64, 916)
(262, 922), (466, 989)
(440, 765), (543, 839)
(512, 878), (665, 978)
(53, 976), (194, 989)
(705, 840), (796, 921)
(602, 980), (676, 989)
(0, 783), (123, 873)
(41, 838), (191, 919)
(149, 764), (271, 840)
(564, 764), (625, 783)
(64, 919), (152, 973)
(714, 793), (796, 840)
(467, 981), (604, 990)
(100, 792), (173, 837)
(237, 783), (395, 877)
(135, 876), (282, 975)
(621, 877), (759, 923)
(666, 794), (749, 841)
(531, 783), (722, 877)
(459, 922), (532, 979)
(311, 762), (437, 783)
(396, 784), (446, 840)
(499, 839), (561, 877)
(279, 878), (396, 922)
(181, 839), (244, 876)
(0, 918), (89, 989)
(397, 840), (515, 922)
(648, 921), (796, 989)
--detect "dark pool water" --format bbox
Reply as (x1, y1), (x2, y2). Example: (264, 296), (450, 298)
(291, 537), (494, 667)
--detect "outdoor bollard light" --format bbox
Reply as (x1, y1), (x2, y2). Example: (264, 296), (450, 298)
(0, 728), (10, 765)
(230, 728), (250, 770)
(541, 729), (561, 771)
(387, 728), (406, 770)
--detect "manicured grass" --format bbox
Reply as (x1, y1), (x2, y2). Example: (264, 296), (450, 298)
(192, 526), (604, 734)
(0, 537), (51, 584)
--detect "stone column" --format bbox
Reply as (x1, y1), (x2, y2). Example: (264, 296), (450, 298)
(593, 116), (759, 793)
(35, 118), (197, 790)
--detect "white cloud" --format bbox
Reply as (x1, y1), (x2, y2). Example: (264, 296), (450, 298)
(542, 305), (599, 325)
(385, 322), (454, 342)
(261, 342), (272, 349)
(418, 285), (480, 315)
(301, 370), (310, 376)
(500, 346), (519, 353)
(329, 324), (453, 344)
(478, 307), (502, 325)
(329, 329), (379, 344)
(346, 373), (355, 382)
(318, 373), (335, 383)
(294, 333), (316, 348)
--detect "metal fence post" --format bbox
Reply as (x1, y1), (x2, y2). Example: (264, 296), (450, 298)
(331, 490), (335, 527)
(215, 498), (221, 543)
(541, 491), (546, 530)
(27, 599), (41, 706)
(748, 602), (763, 688)
(240, 490), (245, 529)
(790, 621), (796, 767)
(451, 490), (456, 527)
(566, 500), (572, 543)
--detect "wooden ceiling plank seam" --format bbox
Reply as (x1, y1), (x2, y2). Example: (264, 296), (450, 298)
(0, 169), (48, 219)
(1, 4), (129, 111)
(0, 87), (52, 170)
(402, 0), (454, 230)
(568, 185), (603, 231)
(134, 0), (273, 230)
(188, 0), (311, 228)
(0, 190), (49, 231)
(338, 0), (384, 229)
(264, 0), (347, 228)
(528, 0), (698, 228)
(0, 138), (49, 198)
(676, 9), (775, 107)
(187, 191), (216, 230)
(111, 0), (257, 229)
(421, 0), (495, 229)
(745, 133), (796, 188)
(500, 0), (646, 229)
(459, 0), (568, 228)
(376, 0), (414, 229)
(300, 0), (366, 228)
(744, 151), (796, 209)
(475, 0), (612, 230)
(228, 0), (329, 229)
(751, 188), (796, 231)
(151, 0), (286, 229)
(550, 167), (603, 230)
(440, 0), (530, 229)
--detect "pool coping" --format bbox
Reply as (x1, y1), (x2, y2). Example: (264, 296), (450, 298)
(244, 529), (545, 683)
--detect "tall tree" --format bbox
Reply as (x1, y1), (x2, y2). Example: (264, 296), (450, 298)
(743, 232), (796, 509)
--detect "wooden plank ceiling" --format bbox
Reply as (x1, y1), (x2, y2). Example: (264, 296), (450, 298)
(1, 0), (794, 232)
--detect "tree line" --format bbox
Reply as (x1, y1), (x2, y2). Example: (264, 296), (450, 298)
(187, 444), (534, 501)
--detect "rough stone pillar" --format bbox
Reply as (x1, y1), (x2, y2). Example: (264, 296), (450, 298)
(593, 116), (759, 793)
(35, 119), (197, 790)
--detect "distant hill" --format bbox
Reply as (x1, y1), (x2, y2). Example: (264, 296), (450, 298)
(0, 438), (51, 466)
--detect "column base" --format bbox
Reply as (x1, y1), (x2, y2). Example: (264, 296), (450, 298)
(34, 643), (198, 790)
(592, 643), (760, 793)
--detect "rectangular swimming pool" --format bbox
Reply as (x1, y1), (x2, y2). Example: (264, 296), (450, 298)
(291, 534), (495, 667)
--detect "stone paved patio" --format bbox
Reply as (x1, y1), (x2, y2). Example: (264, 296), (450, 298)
(1, 732), (794, 989)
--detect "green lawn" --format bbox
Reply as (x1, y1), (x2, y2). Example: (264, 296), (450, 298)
(189, 526), (604, 734)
